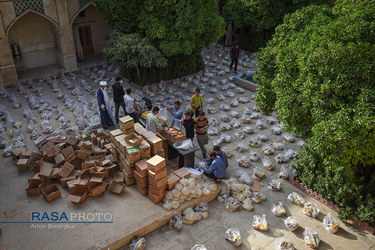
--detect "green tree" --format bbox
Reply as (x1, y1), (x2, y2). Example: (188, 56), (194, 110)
(222, 0), (325, 51)
(104, 32), (167, 80)
(94, 0), (225, 84)
(255, 0), (375, 224)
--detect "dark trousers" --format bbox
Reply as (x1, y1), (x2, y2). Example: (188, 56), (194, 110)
(193, 106), (201, 118)
(114, 101), (126, 123)
(230, 58), (238, 73)
(126, 111), (137, 121)
(204, 171), (217, 179)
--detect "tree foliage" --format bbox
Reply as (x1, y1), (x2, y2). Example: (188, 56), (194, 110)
(94, 0), (225, 84)
(222, 0), (325, 51)
(104, 32), (167, 79)
(255, 0), (375, 224)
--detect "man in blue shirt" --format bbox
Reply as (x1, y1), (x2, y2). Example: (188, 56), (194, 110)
(167, 100), (183, 127)
(214, 145), (228, 168)
(203, 152), (226, 182)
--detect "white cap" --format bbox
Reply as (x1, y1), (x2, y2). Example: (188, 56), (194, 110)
(100, 81), (107, 87)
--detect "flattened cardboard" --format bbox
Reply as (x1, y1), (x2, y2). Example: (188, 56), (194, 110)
(146, 155), (166, 173)
(4, 206), (23, 218)
(173, 167), (191, 179)
(39, 161), (54, 178)
(58, 162), (75, 178)
(54, 153), (65, 166)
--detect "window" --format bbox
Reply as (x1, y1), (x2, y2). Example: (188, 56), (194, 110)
(79, 10), (86, 18)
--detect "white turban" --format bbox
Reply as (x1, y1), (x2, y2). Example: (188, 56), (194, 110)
(100, 81), (107, 87)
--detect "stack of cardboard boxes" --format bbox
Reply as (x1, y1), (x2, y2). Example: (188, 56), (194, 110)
(147, 155), (168, 204)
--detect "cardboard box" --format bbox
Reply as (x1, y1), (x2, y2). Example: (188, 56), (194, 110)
(43, 141), (60, 158)
(134, 172), (148, 189)
(148, 192), (165, 204)
(148, 175), (168, 189)
(54, 153), (65, 166)
(138, 140), (151, 159)
(148, 136), (163, 155)
(167, 173), (181, 190)
(110, 129), (123, 142)
(81, 160), (96, 170)
(135, 159), (148, 177)
(174, 167), (191, 179)
(125, 146), (140, 164)
(76, 175), (90, 188)
(124, 171), (136, 185)
(103, 163), (117, 178)
(87, 182), (106, 197)
(29, 152), (42, 172)
(149, 184), (167, 196)
(60, 175), (76, 188)
(114, 134), (126, 149)
(39, 161), (54, 178)
(146, 155), (166, 173)
(136, 185), (148, 196)
(61, 146), (73, 159)
(104, 143), (112, 153)
(81, 141), (93, 150)
(122, 157), (135, 174)
(16, 158), (28, 172)
(26, 179), (45, 196)
(11, 147), (26, 161)
(109, 181), (126, 195)
(66, 133), (78, 145)
(20, 151), (31, 159)
(155, 150), (165, 158)
(89, 172), (104, 183)
(148, 168), (168, 182)
(113, 172), (124, 183)
(119, 116), (134, 134)
(41, 185), (61, 202)
(66, 187), (88, 204)
(93, 148), (107, 155)
(58, 162), (75, 178)
(76, 149), (92, 159)
(125, 133), (143, 147)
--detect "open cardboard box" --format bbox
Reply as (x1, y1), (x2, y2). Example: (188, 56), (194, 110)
(26, 179), (45, 196)
(125, 133), (143, 147)
(41, 185), (61, 202)
(108, 181), (126, 195)
(66, 186), (88, 204)
(87, 182), (106, 197)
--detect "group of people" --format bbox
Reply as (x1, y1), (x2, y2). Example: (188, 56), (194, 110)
(97, 77), (136, 129)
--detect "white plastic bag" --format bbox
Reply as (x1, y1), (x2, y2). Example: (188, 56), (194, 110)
(252, 214), (268, 231)
(158, 108), (168, 122)
(303, 202), (320, 218)
(304, 228), (320, 249)
(284, 216), (299, 231)
(225, 228), (241, 247)
(323, 212), (340, 234)
(271, 202), (286, 216)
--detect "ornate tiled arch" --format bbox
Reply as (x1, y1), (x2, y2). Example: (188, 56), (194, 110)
(13, 0), (45, 17)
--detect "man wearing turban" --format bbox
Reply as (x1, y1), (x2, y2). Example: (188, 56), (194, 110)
(97, 81), (115, 129)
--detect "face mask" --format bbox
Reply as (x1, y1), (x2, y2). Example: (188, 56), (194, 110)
(200, 117), (204, 121)
(185, 116), (189, 120)
(120, 80), (123, 84)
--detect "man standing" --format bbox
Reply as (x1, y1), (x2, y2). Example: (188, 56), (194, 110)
(194, 111), (209, 159)
(202, 152), (226, 182)
(190, 88), (203, 118)
(124, 88), (136, 120)
(97, 81), (115, 129)
(213, 145), (228, 168)
(146, 106), (163, 133)
(167, 101), (183, 127)
(112, 76), (126, 123)
(230, 44), (240, 73)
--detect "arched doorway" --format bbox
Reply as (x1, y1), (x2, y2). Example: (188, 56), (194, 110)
(72, 4), (110, 62)
(7, 11), (61, 71)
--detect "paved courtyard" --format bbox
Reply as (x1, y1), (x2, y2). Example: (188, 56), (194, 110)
(0, 43), (374, 249)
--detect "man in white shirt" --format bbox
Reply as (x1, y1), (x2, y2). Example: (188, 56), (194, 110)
(124, 88), (136, 120)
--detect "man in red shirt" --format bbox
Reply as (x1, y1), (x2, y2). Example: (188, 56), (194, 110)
(230, 44), (240, 73)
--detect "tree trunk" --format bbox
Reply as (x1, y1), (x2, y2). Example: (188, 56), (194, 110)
(136, 63), (140, 79)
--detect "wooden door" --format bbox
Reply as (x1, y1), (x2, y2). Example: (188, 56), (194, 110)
(78, 26), (94, 57)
